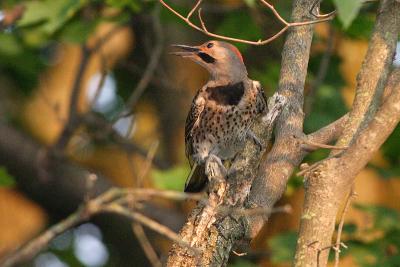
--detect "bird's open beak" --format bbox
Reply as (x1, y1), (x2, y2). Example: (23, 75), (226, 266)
(170, 44), (200, 57)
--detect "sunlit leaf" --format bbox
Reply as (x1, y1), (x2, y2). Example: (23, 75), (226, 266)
(243, 0), (256, 8)
(333, 0), (363, 29)
(18, 0), (87, 35)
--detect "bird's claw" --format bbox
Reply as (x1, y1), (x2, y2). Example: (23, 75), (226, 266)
(247, 130), (264, 152)
(205, 154), (227, 181)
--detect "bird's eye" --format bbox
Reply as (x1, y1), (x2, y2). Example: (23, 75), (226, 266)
(206, 42), (214, 48)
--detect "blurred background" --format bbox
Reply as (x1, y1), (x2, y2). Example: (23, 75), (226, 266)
(0, 0), (399, 266)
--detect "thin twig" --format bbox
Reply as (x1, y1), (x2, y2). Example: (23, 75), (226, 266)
(0, 186), (203, 266)
(136, 141), (159, 187)
(297, 156), (332, 177)
(225, 204), (292, 217)
(132, 223), (163, 267)
(299, 136), (348, 151)
(53, 24), (126, 152)
(0, 202), (99, 267)
(126, 137), (162, 267)
(334, 186), (356, 267)
(122, 7), (164, 116)
(105, 205), (200, 255)
(159, 0), (334, 46)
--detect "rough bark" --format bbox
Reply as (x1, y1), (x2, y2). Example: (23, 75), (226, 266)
(294, 1), (400, 265)
(247, 0), (317, 237)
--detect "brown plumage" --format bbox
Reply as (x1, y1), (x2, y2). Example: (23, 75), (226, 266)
(171, 40), (267, 192)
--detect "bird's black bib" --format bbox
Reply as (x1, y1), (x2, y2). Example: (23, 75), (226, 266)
(206, 82), (245, 106)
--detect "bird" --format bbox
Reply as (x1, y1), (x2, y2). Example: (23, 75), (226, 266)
(171, 40), (267, 193)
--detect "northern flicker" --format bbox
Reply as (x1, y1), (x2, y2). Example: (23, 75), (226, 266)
(172, 40), (267, 192)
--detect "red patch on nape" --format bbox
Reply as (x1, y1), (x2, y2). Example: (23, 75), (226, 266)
(230, 45), (244, 63)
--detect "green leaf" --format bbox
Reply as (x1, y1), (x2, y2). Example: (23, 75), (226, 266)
(243, 0), (256, 8)
(18, 0), (87, 35)
(0, 167), (15, 187)
(59, 18), (98, 43)
(268, 231), (297, 264)
(333, 0), (363, 29)
(0, 33), (23, 56)
(152, 165), (189, 191)
(342, 13), (375, 39)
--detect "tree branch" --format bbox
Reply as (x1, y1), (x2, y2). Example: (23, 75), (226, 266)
(293, 0), (400, 258)
(0, 185), (202, 267)
(247, 0), (318, 238)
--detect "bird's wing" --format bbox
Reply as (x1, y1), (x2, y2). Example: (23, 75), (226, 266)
(185, 93), (205, 164)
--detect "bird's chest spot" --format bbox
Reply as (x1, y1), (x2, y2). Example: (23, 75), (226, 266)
(206, 82), (245, 106)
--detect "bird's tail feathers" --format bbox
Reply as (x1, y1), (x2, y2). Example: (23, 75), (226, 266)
(184, 163), (207, 193)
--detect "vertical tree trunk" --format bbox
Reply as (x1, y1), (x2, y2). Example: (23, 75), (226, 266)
(293, 1), (400, 266)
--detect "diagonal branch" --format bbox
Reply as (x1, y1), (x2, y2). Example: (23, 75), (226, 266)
(0, 185), (202, 267)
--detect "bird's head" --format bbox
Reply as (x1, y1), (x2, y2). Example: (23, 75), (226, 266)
(171, 40), (248, 83)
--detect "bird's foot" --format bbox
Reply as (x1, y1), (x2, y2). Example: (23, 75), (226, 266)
(247, 130), (264, 152)
(205, 154), (228, 201)
(205, 154), (227, 181)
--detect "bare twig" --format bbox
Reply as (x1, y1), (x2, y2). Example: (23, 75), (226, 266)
(120, 7), (164, 118)
(159, 0), (334, 46)
(136, 141), (159, 187)
(53, 24), (126, 153)
(298, 136), (348, 151)
(105, 205), (200, 255)
(125, 137), (161, 267)
(132, 223), (162, 267)
(227, 204), (292, 217)
(334, 186), (356, 267)
(310, 0), (336, 19)
(0, 186), (203, 267)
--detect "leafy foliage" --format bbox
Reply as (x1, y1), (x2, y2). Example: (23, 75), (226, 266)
(332, 0), (363, 29)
